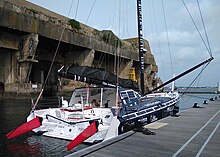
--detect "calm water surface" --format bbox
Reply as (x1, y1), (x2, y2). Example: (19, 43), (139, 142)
(0, 99), (89, 157)
(0, 91), (219, 156)
(179, 93), (219, 110)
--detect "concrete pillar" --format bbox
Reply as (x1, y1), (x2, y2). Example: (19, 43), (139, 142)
(0, 51), (15, 84)
(145, 64), (153, 90)
(18, 33), (38, 83)
(78, 49), (95, 66)
(119, 60), (133, 79)
(60, 49), (95, 90)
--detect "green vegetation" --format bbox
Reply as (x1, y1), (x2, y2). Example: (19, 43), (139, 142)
(101, 30), (122, 47)
(69, 19), (81, 30)
(93, 29), (100, 37)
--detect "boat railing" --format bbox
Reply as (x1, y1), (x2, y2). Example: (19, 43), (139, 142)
(46, 114), (100, 125)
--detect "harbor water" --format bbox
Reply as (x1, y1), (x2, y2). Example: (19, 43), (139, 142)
(0, 99), (89, 157)
(0, 88), (219, 156)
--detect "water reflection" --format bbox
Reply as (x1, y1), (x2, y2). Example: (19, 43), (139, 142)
(0, 99), (88, 157)
(7, 141), (41, 157)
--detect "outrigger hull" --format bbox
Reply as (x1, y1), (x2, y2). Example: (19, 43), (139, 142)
(27, 106), (119, 143)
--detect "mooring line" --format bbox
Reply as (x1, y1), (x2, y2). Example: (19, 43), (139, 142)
(172, 110), (220, 157)
(195, 121), (220, 157)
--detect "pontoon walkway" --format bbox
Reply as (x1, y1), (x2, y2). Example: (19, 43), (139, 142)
(67, 99), (220, 157)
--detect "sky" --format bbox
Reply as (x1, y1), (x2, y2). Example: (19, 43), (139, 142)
(27, 0), (220, 87)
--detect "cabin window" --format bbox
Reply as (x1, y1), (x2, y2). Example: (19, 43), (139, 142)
(127, 91), (135, 98)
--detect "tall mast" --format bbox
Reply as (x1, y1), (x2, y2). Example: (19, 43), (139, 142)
(137, 0), (145, 95)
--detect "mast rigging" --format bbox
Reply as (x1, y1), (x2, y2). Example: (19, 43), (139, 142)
(146, 57), (214, 94)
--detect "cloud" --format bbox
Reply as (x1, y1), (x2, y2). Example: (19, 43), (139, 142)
(158, 30), (197, 46)
(146, 0), (219, 86)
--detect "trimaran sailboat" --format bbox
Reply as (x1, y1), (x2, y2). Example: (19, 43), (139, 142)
(6, 0), (213, 151)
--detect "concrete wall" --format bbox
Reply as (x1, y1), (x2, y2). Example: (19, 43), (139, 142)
(0, 0), (160, 98)
(0, 51), (13, 84)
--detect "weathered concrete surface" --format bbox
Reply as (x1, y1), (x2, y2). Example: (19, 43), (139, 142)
(0, 0), (160, 98)
(0, 0), (140, 61)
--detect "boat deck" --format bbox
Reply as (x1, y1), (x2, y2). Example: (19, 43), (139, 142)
(67, 99), (220, 157)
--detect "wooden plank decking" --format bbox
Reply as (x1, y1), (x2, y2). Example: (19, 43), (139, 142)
(67, 99), (220, 157)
